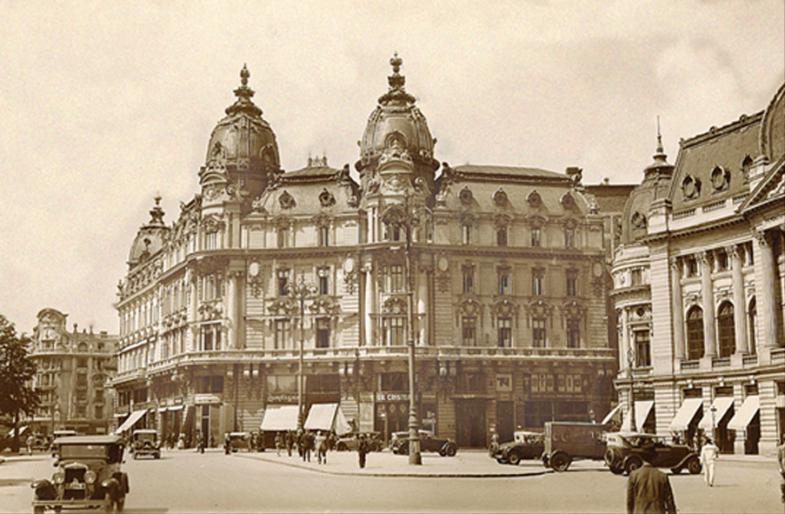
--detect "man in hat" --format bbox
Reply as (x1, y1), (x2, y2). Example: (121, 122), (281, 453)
(626, 440), (677, 514)
(700, 437), (719, 487)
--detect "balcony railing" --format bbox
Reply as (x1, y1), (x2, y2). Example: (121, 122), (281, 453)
(680, 360), (699, 371)
(712, 357), (731, 368)
(772, 348), (785, 365)
(742, 354), (758, 366)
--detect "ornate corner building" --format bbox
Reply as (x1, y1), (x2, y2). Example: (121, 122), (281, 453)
(28, 308), (118, 435)
(112, 57), (626, 447)
(612, 83), (785, 455)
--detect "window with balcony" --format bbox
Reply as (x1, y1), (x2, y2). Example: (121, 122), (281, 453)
(532, 268), (545, 296)
(462, 265), (475, 294)
(318, 267), (330, 295)
(634, 330), (651, 366)
(382, 317), (405, 346)
(316, 318), (330, 348)
(566, 318), (580, 348)
(461, 317), (477, 346)
(389, 265), (404, 293)
(205, 232), (218, 250)
(384, 222), (401, 242)
(497, 317), (512, 347)
(566, 270), (578, 297)
(274, 319), (290, 350)
(685, 256), (699, 277)
(715, 250), (729, 272)
(201, 323), (221, 351)
(686, 306), (704, 360)
(497, 267), (511, 295)
(531, 227), (541, 247)
(630, 269), (643, 286)
(277, 269), (290, 296)
(532, 318), (547, 347)
(565, 227), (575, 248)
(717, 301), (735, 357)
(496, 226), (508, 247)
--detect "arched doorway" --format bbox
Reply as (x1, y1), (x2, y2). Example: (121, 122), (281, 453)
(686, 306), (705, 360)
(717, 302), (735, 357)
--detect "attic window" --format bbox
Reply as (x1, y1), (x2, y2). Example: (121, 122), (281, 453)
(459, 187), (473, 206)
(681, 176), (701, 200)
(527, 191), (542, 208)
(710, 166), (730, 192)
(631, 212), (647, 230)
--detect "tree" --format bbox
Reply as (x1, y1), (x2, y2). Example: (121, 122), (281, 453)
(0, 314), (39, 452)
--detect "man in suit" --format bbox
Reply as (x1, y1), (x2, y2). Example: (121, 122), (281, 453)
(777, 433), (785, 504)
(627, 440), (677, 514)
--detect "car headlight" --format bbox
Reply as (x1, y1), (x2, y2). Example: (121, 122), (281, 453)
(84, 470), (96, 484)
(53, 472), (65, 485)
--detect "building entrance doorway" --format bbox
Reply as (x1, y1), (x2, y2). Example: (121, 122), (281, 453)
(496, 401), (514, 443)
(745, 413), (760, 455)
(455, 400), (487, 448)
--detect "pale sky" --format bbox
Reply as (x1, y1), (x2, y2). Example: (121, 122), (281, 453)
(1, 0), (783, 333)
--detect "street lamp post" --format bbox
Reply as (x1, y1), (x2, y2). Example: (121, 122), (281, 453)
(289, 275), (317, 431)
(403, 192), (422, 465)
(627, 345), (636, 432)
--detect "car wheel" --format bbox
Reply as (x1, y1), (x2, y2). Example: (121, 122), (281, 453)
(670, 467), (682, 474)
(446, 445), (457, 457)
(610, 464), (624, 475)
(439, 447), (447, 457)
(155, 452), (160, 459)
(550, 452), (571, 472)
(496, 458), (507, 464)
(624, 457), (642, 475)
(508, 452), (521, 466)
(687, 457), (702, 475)
(604, 448), (620, 469)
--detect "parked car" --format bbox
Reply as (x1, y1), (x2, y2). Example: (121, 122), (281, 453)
(492, 431), (544, 465)
(542, 422), (609, 471)
(224, 432), (253, 454)
(335, 432), (383, 452)
(32, 435), (129, 514)
(603, 432), (701, 475)
(131, 429), (160, 460)
(50, 430), (78, 457)
(391, 430), (458, 457)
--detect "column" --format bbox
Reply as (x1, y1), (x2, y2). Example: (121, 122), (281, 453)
(188, 269), (198, 352)
(730, 245), (748, 354)
(417, 268), (428, 345)
(670, 259), (685, 359)
(778, 229), (785, 345)
(363, 264), (374, 346)
(619, 309), (629, 369)
(226, 272), (238, 350)
(700, 251), (717, 357)
(756, 230), (780, 349)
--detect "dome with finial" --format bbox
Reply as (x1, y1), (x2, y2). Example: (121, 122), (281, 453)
(357, 53), (438, 174)
(621, 119), (675, 244)
(128, 195), (170, 269)
(203, 65), (281, 198)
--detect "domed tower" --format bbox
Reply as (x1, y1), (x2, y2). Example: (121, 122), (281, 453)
(201, 65), (281, 203)
(357, 53), (438, 201)
(128, 196), (170, 269)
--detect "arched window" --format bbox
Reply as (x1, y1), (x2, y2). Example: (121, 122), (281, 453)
(748, 298), (757, 355)
(717, 301), (735, 357)
(686, 306), (705, 360)
(496, 226), (508, 247)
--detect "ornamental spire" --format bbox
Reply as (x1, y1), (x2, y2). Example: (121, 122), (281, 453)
(225, 63), (263, 117)
(379, 52), (415, 105)
(148, 195), (165, 226)
(652, 116), (667, 163)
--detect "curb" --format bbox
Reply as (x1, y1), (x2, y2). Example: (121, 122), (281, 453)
(234, 453), (551, 479)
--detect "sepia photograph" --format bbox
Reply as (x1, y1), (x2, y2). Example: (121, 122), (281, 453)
(1, 1), (784, 512)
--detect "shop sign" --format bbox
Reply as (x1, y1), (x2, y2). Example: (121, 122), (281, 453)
(376, 392), (409, 402)
(194, 394), (222, 405)
(268, 394), (298, 403)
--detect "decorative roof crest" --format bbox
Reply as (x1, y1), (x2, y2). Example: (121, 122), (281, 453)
(225, 64), (263, 117)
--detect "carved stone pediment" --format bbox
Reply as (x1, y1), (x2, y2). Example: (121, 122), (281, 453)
(197, 301), (223, 321)
(202, 215), (226, 234)
(309, 296), (341, 316)
(279, 190), (296, 210)
(268, 297), (298, 317)
(490, 297), (519, 327)
(493, 213), (513, 228)
(456, 296), (483, 317)
(381, 296), (408, 315)
(560, 299), (587, 320)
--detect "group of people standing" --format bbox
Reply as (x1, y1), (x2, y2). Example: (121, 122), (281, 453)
(272, 429), (373, 468)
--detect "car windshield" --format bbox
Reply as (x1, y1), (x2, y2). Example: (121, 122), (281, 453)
(136, 433), (156, 441)
(59, 444), (108, 460)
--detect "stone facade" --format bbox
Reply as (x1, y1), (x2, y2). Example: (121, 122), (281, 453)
(28, 308), (117, 435)
(611, 83), (785, 456)
(112, 57), (625, 448)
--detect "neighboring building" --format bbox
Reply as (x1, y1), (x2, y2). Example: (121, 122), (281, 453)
(28, 308), (118, 435)
(611, 82), (785, 455)
(113, 57), (625, 448)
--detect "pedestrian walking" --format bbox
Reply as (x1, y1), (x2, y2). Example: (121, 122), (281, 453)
(488, 431), (499, 457)
(296, 429), (304, 458)
(776, 433), (785, 504)
(700, 437), (719, 487)
(25, 434), (34, 455)
(626, 440), (677, 514)
(302, 430), (314, 463)
(224, 432), (232, 454)
(315, 431), (327, 464)
(275, 432), (283, 457)
(286, 431), (294, 457)
(196, 431), (205, 454)
(357, 434), (368, 469)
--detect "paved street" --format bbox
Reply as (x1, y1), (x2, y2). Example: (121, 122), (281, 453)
(1, 449), (782, 513)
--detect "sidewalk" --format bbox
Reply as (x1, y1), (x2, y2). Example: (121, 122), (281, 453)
(235, 449), (551, 478)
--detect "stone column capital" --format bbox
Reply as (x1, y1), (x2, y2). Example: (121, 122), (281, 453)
(754, 229), (769, 247)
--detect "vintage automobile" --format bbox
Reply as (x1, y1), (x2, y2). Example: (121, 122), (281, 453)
(224, 432), (253, 454)
(603, 432), (702, 475)
(391, 430), (458, 457)
(335, 432), (383, 452)
(542, 421), (609, 472)
(31, 435), (129, 513)
(492, 431), (544, 465)
(131, 429), (160, 460)
(49, 430), (78, 458)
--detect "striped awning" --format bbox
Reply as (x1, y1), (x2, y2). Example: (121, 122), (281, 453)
(699, 397), (734, 430)
(622, 400), (654, 433)
(114, 409), (147, 434)
(668, 398), (704, 431)
(728, 396), (759, 431)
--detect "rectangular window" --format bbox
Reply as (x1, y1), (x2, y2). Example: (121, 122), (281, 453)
(634, 330), (651, 367)
(566, 271), (578, 297)
(498, 267), (511, 295)
(462, 317), (477, 346)
(532, 318), (547, 347)
(686, 256), (698, 277)
(532, 268), (544, 296)
(565, 227), (575, 248)
(497, 317), (512, 347)
(274, 319), (290, 349)
(462, 265), (474, 294)
(277, 228), (287, 248)
(630, 269), (643, 286)
(277, 269), (290, 296)
(318, 267), (330, 295)
(316, 318), (330, 348)
(462, 224), (471, 245)
(319, 225), (330, 247)
(389, 265), (404, 292)
(384, 223), (401, 242)
(496, 227), (508, 247)
(382, 317), (405, 346)
(566, 318), (580, 348)
(206, 232), (218, 250)
(715, 250), (729, 272)
(531, 227), (541, 247)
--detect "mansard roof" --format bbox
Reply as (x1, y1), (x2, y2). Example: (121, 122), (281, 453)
(451, 164), (569, 183)
(741, 154), (785, 214)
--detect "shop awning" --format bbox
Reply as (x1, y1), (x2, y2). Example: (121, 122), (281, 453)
(114, 409), (147, 434)
(260, 405), (299, 432)
(168, 405), (184, 412)
(601, 404), (622, 425)
(157, 407), (168, 413)
(728, 396), (759, 431)
(304, 403), (352, 435)
(622, 400), (655, 433)
(668, 398), (704, 431)
(698, 397), (735, 430)
(6, 425), (27, 438)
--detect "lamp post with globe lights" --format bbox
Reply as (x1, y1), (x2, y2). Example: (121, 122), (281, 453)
(288, 274), (318, 431)
(627, 345), (636, 432)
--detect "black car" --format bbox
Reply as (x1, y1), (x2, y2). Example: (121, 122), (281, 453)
(335, 433), (383, 452)
(604, 432), (701, 475)
(391, 430), (457, 457)
(492, 431), (544, 465)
